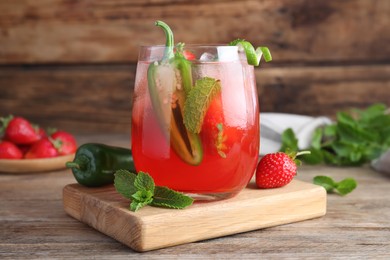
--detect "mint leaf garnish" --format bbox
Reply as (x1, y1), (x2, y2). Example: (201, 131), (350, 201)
(132, 190), (154, 203)
(313, 175), (357, 195)
(151, 186), (194, 209)
(130, 200), (150, 212)
(183, 77), (221, 133)
(130, 188), (154, 212)
(134, 171), (155, 193)
(313, 176), (336, 192)
(114, 170), (137, 199)
(114, 170), (194, 211)
(336, 178), (358, 195)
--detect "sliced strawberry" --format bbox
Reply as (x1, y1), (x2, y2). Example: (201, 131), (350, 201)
(199, 94), (244, 158)
(183, 50), (196, 60)
(199, 94), (225, 155)
(50, 130), (77, 155)
(25, 137), (58, 159)
(0, 141), (23, 159)
(1, 115), (41, 145)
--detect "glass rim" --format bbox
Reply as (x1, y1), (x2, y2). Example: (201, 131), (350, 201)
(137, 44), (248, 63)
(138, 44), (238, 49)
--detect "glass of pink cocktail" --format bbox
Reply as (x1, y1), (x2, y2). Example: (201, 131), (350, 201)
(131, 21), (262, 200)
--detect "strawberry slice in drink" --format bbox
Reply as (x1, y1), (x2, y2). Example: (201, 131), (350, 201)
(200, 94), (242, 158)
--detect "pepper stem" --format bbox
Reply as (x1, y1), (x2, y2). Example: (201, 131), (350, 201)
(66, 162), (80, 169)
(155, 20), (174, 60)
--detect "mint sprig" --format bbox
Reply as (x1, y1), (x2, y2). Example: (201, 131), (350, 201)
(313, 176), (357, 195)
(114, 170), (194, 211)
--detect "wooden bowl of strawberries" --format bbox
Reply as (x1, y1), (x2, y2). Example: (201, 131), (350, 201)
(0, 115), (77, 173)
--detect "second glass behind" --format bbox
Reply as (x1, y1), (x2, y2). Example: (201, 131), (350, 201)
(132, 45), (259, 200)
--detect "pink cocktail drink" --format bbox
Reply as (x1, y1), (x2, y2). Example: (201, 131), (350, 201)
(131, 21), (266, 200)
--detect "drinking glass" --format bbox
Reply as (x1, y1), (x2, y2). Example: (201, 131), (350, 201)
(131, 45), (259, 200)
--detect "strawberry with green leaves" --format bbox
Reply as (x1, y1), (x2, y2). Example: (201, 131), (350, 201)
(256, 151), (309, 189)
(50, 130), (77, 155)
(1, 115), (41, 145)
(24, 130), (77, 158)
(24, 137), (60, 159)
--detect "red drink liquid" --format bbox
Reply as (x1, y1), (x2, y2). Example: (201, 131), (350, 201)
(132, 50), (259, 199)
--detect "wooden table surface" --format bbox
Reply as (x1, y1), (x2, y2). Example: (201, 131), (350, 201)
(1, 134), (389, 259)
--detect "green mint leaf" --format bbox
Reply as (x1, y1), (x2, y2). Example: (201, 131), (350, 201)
(151, 186), (194, 209)
(115, 170), (194, 212)
(335, 178), (357, 195)
(355, 103), (386, 122)
(132, 190), (154, 204)
(114, 170), (137, 199)
(349, 150), (363, 162)
(324, 124), (337, 137)
(313, 175), (357, 195)
(280, 128), (299, 152)
(183, 77), (221, 133)
(364, 145), (385, 161)
(313, 175), (337, 192)
(322, 150), (341, 165)
(311, 128), (323, 150)
(130, 200), (150, 212)
(337, 122), (370, 144)
(134, 171), (155, 193)
(301, 148), (323, 165)
(331, 141), (355, 158)
(337, 112), (357, 128)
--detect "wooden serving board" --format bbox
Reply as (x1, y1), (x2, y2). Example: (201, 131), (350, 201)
(63, 180), (326, 252)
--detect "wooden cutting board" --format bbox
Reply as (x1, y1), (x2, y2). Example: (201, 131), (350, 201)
(63, 179), (326, 252)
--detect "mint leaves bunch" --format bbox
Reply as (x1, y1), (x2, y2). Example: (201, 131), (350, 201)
(114, 170), (194, 212)
(313, 176), (357, 196)
(281, 103), (390, 166)
(278, 104), (390, 195)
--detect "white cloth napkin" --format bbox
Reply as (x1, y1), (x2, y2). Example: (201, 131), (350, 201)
(371, 151), (390, 176)
(259, 113), (332, 155)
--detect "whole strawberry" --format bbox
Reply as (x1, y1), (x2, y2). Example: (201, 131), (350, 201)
(0, 141), (23, 159)
(1, 115), (41, 145)
(50, 130), (77, 155)
(256, 151), (309, 189)
(24, 137), (59, 159)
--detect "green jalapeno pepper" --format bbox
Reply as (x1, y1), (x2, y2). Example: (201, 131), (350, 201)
(66, 143), (136, 187)
(147, 21), (203, 165)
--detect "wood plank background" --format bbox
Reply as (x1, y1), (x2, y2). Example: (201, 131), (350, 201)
(0, 0), (389, 133)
